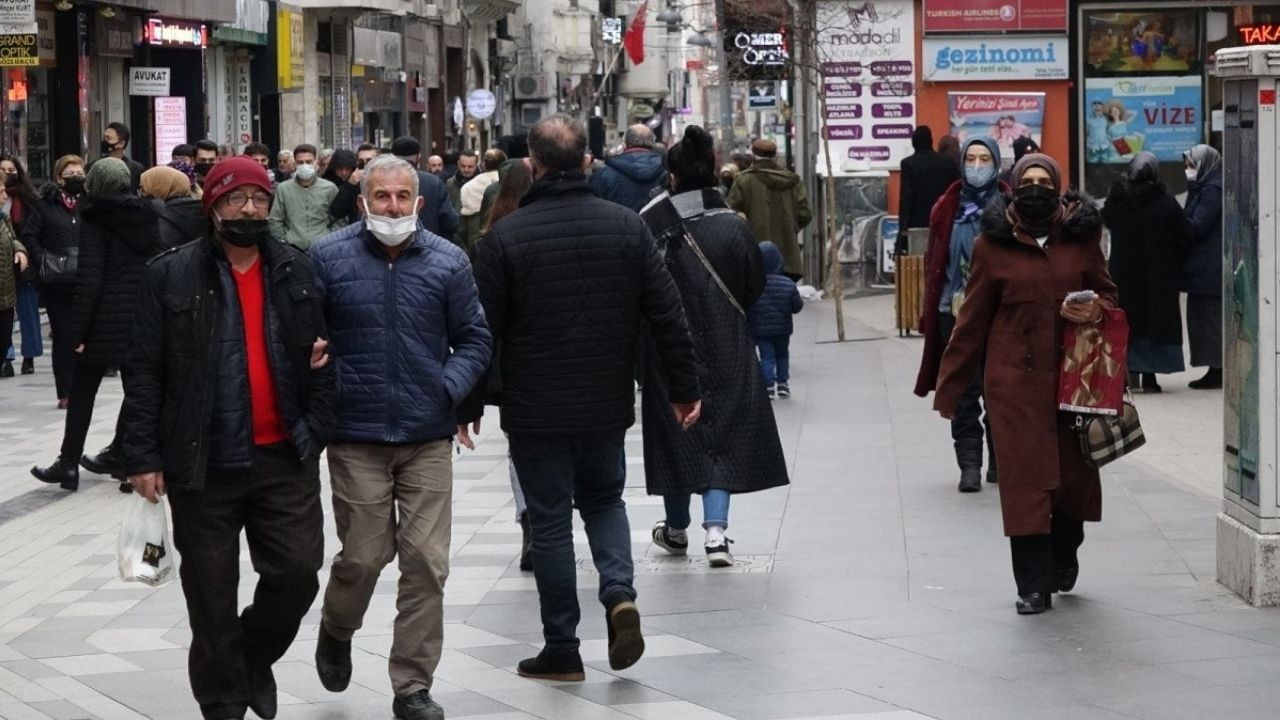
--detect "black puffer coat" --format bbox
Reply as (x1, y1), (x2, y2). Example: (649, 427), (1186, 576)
(466, 174), (700, 436)
(19, 183), (80, 282)
(68, 195), (162, 363)
(152, 196), (205, 250)
(1102, 180), (1193, 345)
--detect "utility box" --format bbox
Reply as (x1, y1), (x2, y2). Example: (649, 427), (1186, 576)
(1214, 45), (1280, 606)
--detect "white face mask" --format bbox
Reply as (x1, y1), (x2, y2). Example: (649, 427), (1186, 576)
(294, 163), (317, 182)
(365, 212), (418, 247)
(1184, 167), (1198, 182)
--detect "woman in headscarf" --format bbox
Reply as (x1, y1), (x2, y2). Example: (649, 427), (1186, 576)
(141, 165), (205, 251)
(1102, 151), (1193, 393)
(1182, 144), (1223, 389)
(30, 158), (162, 492)
(639, 125), (787, 567)
(934, 153), (1119, 615)
(915, 136), (1009, 493)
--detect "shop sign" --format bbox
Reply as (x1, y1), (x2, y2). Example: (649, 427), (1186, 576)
(129, 66), (171, 96)
(602, 17), (622, 46)
(96, 13), (135, 58)
(816, 0), (916, 169)
(0, 29), (36, 66)
(923, 36), (1068, 81)
(923, 0), (1067, 33)
(0, 0), (33, 27)
(153, 96), (187, 166)
(947, 92), (1046, 163)
(276, 7), (304, 89)
(232, 52), (253, 144)
(466, 88), (496, 119)
(1083, 76), (1201, 164)
(726, 28), (788, 80)
(1238, 24), (1280, 46)
(749, 81), (777, 109)
(144, 18), (207, 48)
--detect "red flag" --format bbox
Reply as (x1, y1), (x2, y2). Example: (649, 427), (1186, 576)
(624, 1), (648, 65)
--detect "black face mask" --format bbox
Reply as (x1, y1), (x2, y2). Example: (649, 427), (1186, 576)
(1012, 184), (1061, 225)
(194, 163), (213, 178)
(101, 140), (117, 156)
(61, 177), (85, 195)
(215, 217), (270, 248)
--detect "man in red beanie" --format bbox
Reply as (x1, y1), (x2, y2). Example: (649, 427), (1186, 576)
(121, 155), (336, 720)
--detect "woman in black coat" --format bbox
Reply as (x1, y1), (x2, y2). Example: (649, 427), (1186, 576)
(31, 158), (162, 492)
(1102, 152), (1193, 393)
(1182, 145), (1223, 389)
(639, 126), (788, 567)
(19, 155), (86, 406)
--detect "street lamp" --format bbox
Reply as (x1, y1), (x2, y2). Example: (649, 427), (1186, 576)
(656, 7), (684, 24)
(687, 32), (714, 47)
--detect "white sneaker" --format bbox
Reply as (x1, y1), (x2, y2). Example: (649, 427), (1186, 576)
(705, 537), (734, 567)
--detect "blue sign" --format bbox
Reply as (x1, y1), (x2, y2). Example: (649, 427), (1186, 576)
(1084, 75), (1202, 164)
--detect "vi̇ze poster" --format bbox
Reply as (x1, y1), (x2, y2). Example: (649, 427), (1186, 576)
(1083, 76), (1202, 164)
(947, 92), (1045, 166)
(816, 0), (916, 170)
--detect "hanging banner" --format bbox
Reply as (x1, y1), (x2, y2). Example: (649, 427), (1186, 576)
(232, 51), (253, 145)
(154, 96), (187, 167)
(947, 92), (1046, 164)
(923, 0), (1067, 33)
(816, 0), (916, 169)
(0, 0), (34, 27)
(923, 36), (1068, 81)
(1083, 76), (1201, 163)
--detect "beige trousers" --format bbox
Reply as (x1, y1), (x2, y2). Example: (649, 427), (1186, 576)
(321, 439), (452, 695)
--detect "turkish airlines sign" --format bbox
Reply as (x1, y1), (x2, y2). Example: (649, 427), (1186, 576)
(923, 0), (1067, 33)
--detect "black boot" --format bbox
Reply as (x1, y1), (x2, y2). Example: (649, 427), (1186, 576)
(0, 360), (13, 378)
(315, 624), (352, 692)
(1189, 367), (1222, 390)
(32, 458), (79, 491)
(1141, 373), (1162, 393)
(955, 439), (983, 493)
(81, 443), (125, 478)
(248, 666), (277, 719)
(20, 357), (33, 374)
(517, 647), (585, 681)
(519, 511), (534, 572)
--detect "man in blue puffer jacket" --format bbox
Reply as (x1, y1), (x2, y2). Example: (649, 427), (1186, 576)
(308, 155), (491, 720)
(748, 241), (803, 399)
(589, 124), (665, 212)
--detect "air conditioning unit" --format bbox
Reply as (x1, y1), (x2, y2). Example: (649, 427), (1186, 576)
(514, 72), (554, 100)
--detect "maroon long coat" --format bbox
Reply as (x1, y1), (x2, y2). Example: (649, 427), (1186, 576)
(913, 179), (1011, 397)
(934, 195), (1119, 537)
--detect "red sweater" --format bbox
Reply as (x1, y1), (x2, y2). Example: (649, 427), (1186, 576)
(232, 258), (288, 446)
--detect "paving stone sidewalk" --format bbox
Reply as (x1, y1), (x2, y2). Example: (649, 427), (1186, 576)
(0, 297), (1275, 720)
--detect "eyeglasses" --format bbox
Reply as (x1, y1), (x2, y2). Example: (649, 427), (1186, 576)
(222, 191), (272, 209)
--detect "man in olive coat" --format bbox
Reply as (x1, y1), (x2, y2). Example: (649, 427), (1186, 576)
(726, 139), (812, 280)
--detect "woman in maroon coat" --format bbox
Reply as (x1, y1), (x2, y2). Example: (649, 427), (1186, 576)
(934, 154), (1119, 615)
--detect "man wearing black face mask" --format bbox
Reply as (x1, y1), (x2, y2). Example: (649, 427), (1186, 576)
(97, 122), (145, 191)
(194, 139), (221, 185)
(121, 155), (336, 720)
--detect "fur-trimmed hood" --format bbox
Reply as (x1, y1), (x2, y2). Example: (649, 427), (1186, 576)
(979, 191), (1102, 245)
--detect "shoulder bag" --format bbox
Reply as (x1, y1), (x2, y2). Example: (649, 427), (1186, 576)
(1075, 390), (1145, 468)
(39, 246), (78, 285)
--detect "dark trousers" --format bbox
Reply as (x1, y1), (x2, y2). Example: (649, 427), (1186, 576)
(508, 430), (636, 651)
(42, 286), (75, 399)
(938, 312), (994, 471)
(756, 334), (792, 386)
(0, 307), (12, 361)
(1009, 510), (1086, 596)
(59, 358), (123, 462)
(167, 444), (324, 720)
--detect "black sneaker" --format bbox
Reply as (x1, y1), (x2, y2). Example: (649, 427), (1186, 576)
(392, 689), (445, 720)
(705, 537), (735, 567)
(516, 647), (586, 681)
(651, 521), (688, 555)
(606, 599), (644, 671)
(777, 383), (791, 398)
(315, 624), (352, 692)
(247, 667), (277, 719)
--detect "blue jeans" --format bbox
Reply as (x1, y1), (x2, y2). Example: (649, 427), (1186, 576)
(664, 489), (731, 530)
(756, 335), (791, 385)
(6, 283), (41, 361)
(508, 431), (636, 651)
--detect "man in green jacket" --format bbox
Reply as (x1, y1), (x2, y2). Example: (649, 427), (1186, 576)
(268, 143), (340, 251)
(726, 139), (812, 280)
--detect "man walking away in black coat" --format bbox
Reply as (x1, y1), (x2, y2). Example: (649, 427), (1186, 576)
(121, 156), (336, 720)
(457, 115), (702, 683)
(896, 125), (959, 255)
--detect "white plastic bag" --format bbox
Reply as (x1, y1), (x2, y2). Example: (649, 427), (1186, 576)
(117, 495), (176, 586)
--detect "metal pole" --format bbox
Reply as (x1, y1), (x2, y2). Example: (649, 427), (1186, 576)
(713, 0), (734, 152)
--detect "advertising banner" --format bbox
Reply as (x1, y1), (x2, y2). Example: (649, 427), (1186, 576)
(0, 0), (33, 27)
(1084, 10), (1200, 75)
(923, 36), (1068, 82)
(816, 0), (916, 170)
(1083, 76), (1201, 163)
(923, 0), (1067, 33)
(0, 30), (36, 67)
(154, 97), (187, 167)
(947, 92), (1045, 165)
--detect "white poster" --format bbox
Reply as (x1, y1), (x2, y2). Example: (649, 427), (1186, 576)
(154, 96), (187, 166)
(129, 67), (171, 97)
(0, 0), (33, 27)
(923, 36), (1069, 82)
(816, 0), (916, 170)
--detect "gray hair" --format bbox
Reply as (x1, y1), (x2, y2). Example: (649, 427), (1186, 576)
(360, 155), (420, 198)
(624, 124), (655, 149)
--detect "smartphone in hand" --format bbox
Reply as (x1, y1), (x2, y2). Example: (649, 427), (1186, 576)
(1064, 290), (1098, 305)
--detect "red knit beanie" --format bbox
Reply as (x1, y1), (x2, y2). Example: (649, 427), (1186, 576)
(201, 156), (274, 214)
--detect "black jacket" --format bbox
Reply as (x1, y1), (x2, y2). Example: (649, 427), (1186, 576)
(20, 183), (81, 285)
(463, 174), (700, 436)
(1102, 180), (1193, 345)
(120, 236), (336, 490)
(152, 196), (205, 250)
(68, 195), (163, 364)
(328, 181), (362, 226)
(898, 149), (960, 233)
